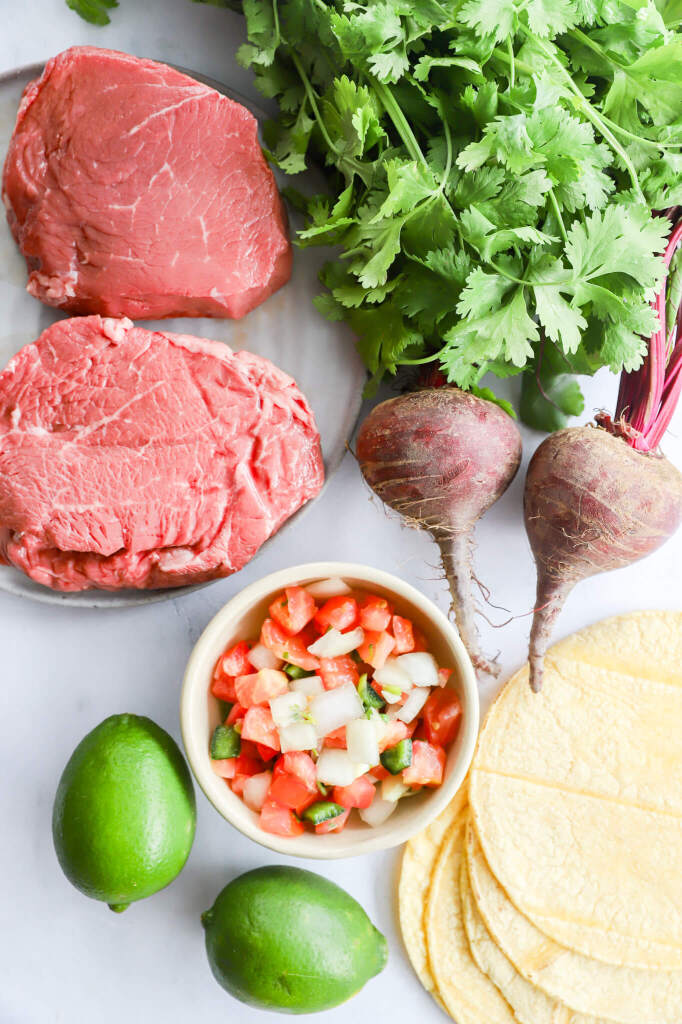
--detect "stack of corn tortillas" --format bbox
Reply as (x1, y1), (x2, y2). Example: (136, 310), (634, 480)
(399, 611), (682, 1024)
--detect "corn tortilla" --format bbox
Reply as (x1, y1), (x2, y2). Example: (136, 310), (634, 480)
(459, 833), (605, 1024)
(469, 611), (682, 970)
(466, 805), (682, 1023)
(425, 817), (517, 1024)
(398, 785), (467, 1004)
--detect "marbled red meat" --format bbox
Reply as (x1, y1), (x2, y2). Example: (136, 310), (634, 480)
(0, 316), (323, 591)
(2, 46), (291, 319)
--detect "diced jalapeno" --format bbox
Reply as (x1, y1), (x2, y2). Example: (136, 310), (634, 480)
(301, 801), (346, 825)
(380, 738), (413, 775)
(357, 673), (385, 712)
(284, 663), (313, 679)
(210, 724), (241, 760)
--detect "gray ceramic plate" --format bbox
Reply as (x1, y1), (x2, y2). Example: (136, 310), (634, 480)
(0, 61), (365, 607)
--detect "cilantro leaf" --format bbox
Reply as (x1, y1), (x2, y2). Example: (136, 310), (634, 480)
(66, 0), (118, 25)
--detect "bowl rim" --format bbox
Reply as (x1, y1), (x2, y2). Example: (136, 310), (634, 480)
(180, 561), (479, 859)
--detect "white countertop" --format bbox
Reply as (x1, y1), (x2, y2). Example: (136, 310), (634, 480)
(1, 5), (680, 1022)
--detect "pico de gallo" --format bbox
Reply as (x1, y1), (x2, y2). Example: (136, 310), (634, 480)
(208, 577), (462, 838)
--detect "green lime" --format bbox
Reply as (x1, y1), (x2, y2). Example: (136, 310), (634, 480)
(52, 713), (196, 912)
(201, 865), (388, 1013)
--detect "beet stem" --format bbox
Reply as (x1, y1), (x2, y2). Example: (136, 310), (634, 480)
(436, 531), (499, 677)
(528, 577), (575, 693)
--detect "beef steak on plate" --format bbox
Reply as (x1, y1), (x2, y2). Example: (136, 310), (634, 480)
(2, 46), (292, 319)
(0, 316), (323, 591)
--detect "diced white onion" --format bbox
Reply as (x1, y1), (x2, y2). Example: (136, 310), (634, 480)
(310, 683), (364, 737)
(373, 657), (412, 692)
(243, 771), (272, 812)
(279, 721), (317, 753)
(346, 718), (380, 767)
(290, 675), (324, 697)
(307, 627), (365, 658)
(247, 643), (282, 671)
(316, 748), (368, 787)
(270, 691), (306, 729)
(396, 652), (439, 688)
(305, 577), (352, 599)
(381, 776), (410, 802)
(396, 686), (430, 724)
(359, 796), (397, 827)
(381, 688), (403, 704)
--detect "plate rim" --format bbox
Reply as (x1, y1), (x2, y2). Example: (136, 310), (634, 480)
(0, 58), (365, 608)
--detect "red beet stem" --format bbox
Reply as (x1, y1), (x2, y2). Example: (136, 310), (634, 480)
(616, 214), (682, 451)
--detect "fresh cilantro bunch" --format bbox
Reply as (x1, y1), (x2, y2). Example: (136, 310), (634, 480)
(237, 0), (682, 425)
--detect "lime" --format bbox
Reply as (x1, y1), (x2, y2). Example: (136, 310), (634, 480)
(52, 713), (195, 912)
(202, 865), (387, 1013)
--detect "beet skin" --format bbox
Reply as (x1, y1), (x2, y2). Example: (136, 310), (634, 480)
(525, 425), (682, 691)
(357, 388), (522, 675)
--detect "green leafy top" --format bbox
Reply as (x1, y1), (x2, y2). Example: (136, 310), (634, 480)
(67, 0), (682, 428)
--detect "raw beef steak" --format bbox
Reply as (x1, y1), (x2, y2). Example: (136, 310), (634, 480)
(2, 47), (292, 319)
(0, 316), (323, 591)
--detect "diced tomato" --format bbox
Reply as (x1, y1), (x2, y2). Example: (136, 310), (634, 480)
(333, 776), (376, 809)
(269, 586), (317, 637)
(422, 689), (462, 748)
(412, 627), (428, 652)
(314, 595), (359, 634)
(211, 757), (237, 779)
(438, 668), (452, 687)
(402, 741), (446, 787)
(230, 774), (249, 797)
(268, 760), (317, 814)
(237, 739), (260, 760)
(378, 719), (416, 753)
(318, 655), (359, 691)
(235, 668), (289, 708)
(323, 726), (347, 749)
(241, 707), (280, 751)
(412, 721), (428, 743)
(358, 595), (392, 632)
(260, 800), (304, 837)
(315, 808), (350, 834)
(217, 641), (252, 678)
(260, 618), (320, 671)
(210, 674), (237, 702)
(281, 752), (317, 792)
(233, 741), (265, 780)
(257, 743), (279, 762)
(357, 630), (395, 670)
(366, 765), (390, 781)
(226, 703), (246, 726)
(391, 615), (415, 654)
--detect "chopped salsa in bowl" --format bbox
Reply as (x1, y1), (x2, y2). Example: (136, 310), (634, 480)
(207, 577), (463, 838)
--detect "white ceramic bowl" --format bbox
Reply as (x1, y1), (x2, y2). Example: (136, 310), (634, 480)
(180, 562), (479, 858)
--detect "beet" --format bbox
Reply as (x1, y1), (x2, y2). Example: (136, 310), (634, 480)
(525, 426), (682, 691)
(357, 388), (522, 675)
(524, 213), (682, 691)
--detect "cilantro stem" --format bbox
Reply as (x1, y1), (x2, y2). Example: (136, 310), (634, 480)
(492, 47), (534, 78)
(566, 28), (625, 70)
(527, 33), (646, 205)
(547, 187), (567, 244)
(272, 0), (281, 49)
(370, 77), (428, 169)
(289, 51), (337, 156)
(507, 37), (515, 90)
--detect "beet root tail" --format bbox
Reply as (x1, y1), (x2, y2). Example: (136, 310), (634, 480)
(437, 531), (499, 678)
(528, 577), (574, 692)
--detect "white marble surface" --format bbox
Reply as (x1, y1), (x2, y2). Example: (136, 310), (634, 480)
(0, 5), (680, 1023)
